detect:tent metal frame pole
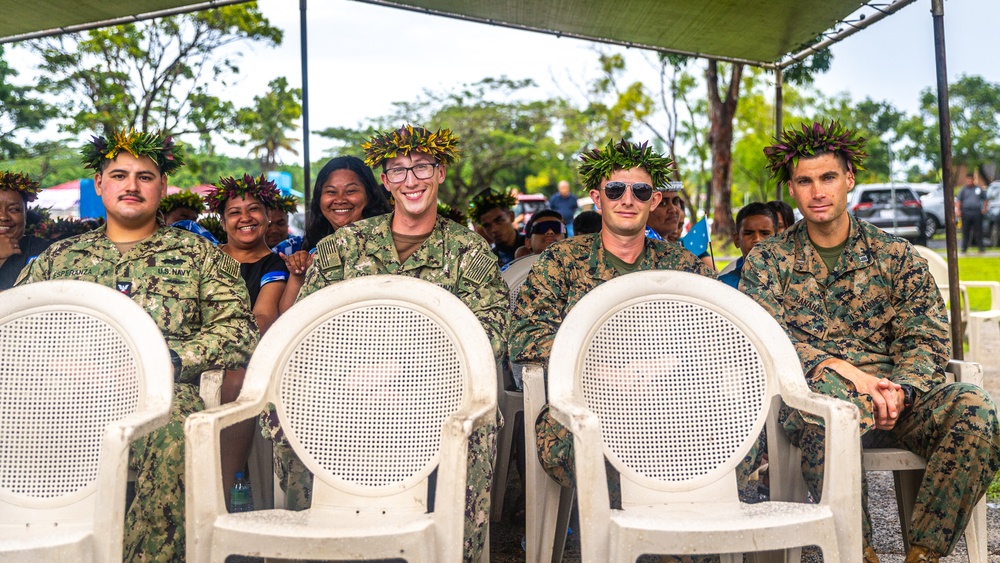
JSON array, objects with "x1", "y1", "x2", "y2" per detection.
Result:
[
  {"x1": 930, "y1": 0, "x2": 962, "y2": 358},
  {"x1": 300, "y1": 0, "x2": 312, "y2": 216},
  {"x1": 774, "y1": 66, "x2": 784, "y2": 201}
]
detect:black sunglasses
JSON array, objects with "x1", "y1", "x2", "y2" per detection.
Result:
[
  {"x1": 529, "y1": 220, "x2": 565, "y2": 236},
  {"x1": 602, "y1": 181, "x2": 654, "y2": 202}
]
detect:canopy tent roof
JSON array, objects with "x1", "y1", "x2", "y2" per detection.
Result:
[{"x1": 0, "y1": 0, "x2": 912, "y2": 68}]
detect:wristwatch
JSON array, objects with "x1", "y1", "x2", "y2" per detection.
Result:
[{"x1": 900, "y1": 384, "x2": 917, "y2": 410}]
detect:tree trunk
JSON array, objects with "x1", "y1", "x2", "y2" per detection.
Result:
[{"x1": 706, "y1": 60, "x2": 743, "y2": 240}]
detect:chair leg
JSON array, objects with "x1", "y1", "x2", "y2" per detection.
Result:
[
  {"x1": 552, "y1": 487, "x2": 574, "y2": 563},
  {"x1": 526, "y1": 465, "x2": 571, "y2": 563},
  {"x1": 892, "y1": 469, "x2": 923, "y2": 552},
  {"x1": 964, "y1": 497, "x2": 988, "y2": 563},
  {"x1": 968, "y1": 316, "x2": 983, "y2": 362},
  {"x1": 491, "y1": 408, "x2": 518, "y2": 522},
  {"x1": 248, "y1": 429, "x2": 275, "y2": 509}
]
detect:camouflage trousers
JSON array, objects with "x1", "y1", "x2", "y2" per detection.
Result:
[
  {"x1": 124, "y1": 383, "x2": 204, "y2": 563},
  {"x1": 535, "y1": 403, "x2": 765, "y2": 505},
  {"x1": 785, "y1": 381, "x2": 1000, "y2": 556},
  {"x1": 262, "y1": 404, "x2": 499, "y2": 562}
]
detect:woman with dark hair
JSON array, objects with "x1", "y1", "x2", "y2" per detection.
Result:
[
  {"x1": 0, "y1": 172, "x2": 50, "y2": 290},
  {"x1": 280, "y1": 156, "x2": 391, "y2": 312},
  {"x1": 767, "y1": 199, "x2": 796, "y2": 233}
]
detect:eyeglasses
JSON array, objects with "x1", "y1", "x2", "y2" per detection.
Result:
[
  {"x1": 602, "y1": 181, "x2": 654, "y2": 202},
  {"x1": 530, "y1": 220, "x2": 566, "y2": 236},
  {"x1": 384, "y1": 163, "x2": 439, "y2": 183}
]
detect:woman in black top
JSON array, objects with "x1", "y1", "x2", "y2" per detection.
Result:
[
  {"x1": 206, "y1": 174, "x2": 289, "y2": 500},
  {"x1": 0, "y1": 172, "x2": 51, "y2": 290}
]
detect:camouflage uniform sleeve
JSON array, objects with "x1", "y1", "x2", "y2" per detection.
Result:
[
  {"x1": 886, "y1": 248, "x2": 949, "y2": 392},
  {"x1": 13, "y1": 246, "x2": 52, "y2": 285},
  {"x1": 741, "y1": 245, "x2": 832, "y2": 375},
  {"x1": 456, "y1": 242, "x2": 509, "y2": 360},
  {"x1": 296, "y1": 237, "x2": 343, "y2": 302},
  {"x1": 172, "y1": 250, "x2": 259, "y2": 383},
  {"x1": 508, "y1": 251, "x2": 565, "y2": 365}
]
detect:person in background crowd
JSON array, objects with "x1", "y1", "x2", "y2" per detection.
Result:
[
  {"x1": 278, "y1": 156, "x2": 391, "y2": 312},
  {"x1": 718, "y1": 202, "x2": 777, "y2": 289},
  {"x1": 0, "y1": 171, "x2": 51, "y2": 290},
  {"x1": 572, "y1": 209, "x2": 602, "y2": 236},
  {"x1": 645, "y1": 182, "x2": 683, "y2": 240},
  {"x1": 746, "y1": 120, "x2": 1000, "y2": 563},
  {"x1": 17, "y1": 128, "x2": 257, "y2": 562},
  {"x1": 548, "y1": 179, "x2": 579, "y2": 235},
  {"x1": 266, "y1": 194, "x2": 300, "y2": 250},
  {"x1": 956, "y1": 171, "x2": 988, "y2": 253},
  {"x1": 264, "y1": 125, "x2": 507, "y2": 562},
  {"x1": 160, "y1": 190, "x2": 204, "y2": 226},
  {"x1": 514, "y1": 209, "x2": 565, "y2": 260},
  {"x1": 471, "y1": 188, "x2": 523, "y2": 268},
  {"x1": 767, "y1": 199, "x2": 796, "y2": 233},
  {"x1": 206, "y1": 173, "x2": 290, "y2": 504}
]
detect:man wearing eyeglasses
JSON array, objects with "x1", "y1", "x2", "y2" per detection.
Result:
[
  {"x1": 508, "y1": 139, "x2": 717, "y2": 501},
  {"x1": 286, "y1": 124, "x2": 507, "y2": 562}
]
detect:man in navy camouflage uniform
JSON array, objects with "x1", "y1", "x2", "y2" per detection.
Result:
[
  {"x1": 743, "y1": 120, "x2": 1000, "y2": 563},
  {"x1": 267, "y1": 124, "x2": 506, "y2": 562},
  {"x1": 17, "y1": 128, "x2": 257, "y2": 562}
]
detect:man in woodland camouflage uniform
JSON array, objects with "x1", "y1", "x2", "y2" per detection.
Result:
[
  {"x1": 508, "y1": 139, "x2": 719, "y2": 502},
  {"x1": 742, "y1": 121, "x2": 1000, "y2": 563},
  {"x1": 17, "y1": 128, "x2": 257, "y2": 562},
  {"x1": 269, "y1": 124, "x2": 507, "y2": 562}
]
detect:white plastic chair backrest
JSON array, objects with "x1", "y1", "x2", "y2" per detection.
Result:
[
  {"x1": 0, "y1": 280, "x2": 172, "y2": 522},
  {"x1": 548, "y1": 271, "x2": 799, "y2": 505},
  {"x1": 718, "y1": 259, "x2": 738, "y2": 276},
  {"x1": 914, "y1": 245, "x2": 949, "y2": 285},
  {"x1": 254, "y1": 275, "x2": 496, "y2": 509},
  {"x1": 502, "y1": 254, "x2": 540, "y2": 308}
]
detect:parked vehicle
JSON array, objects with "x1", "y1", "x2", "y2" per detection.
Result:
[
  {"x1": 918, "y1": 184, "x2": 946, "y2": 239},
  {"x1": 514, "y1": 194, "x2": 548, "y2": 230},
  {"x1": 987, "y1": 182, "x2": 1000, "y2": 247},
  {"x1": 848, "y1": 183, "x2": 927, "y2": 245}
]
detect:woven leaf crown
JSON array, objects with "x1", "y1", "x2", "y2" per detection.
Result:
[
  {"x1": 578, "y1": 139, "x2": 675, "y2": 191},
  {"x1": 205, "y1": 174, "x2": 281, "y2": 214},
  {"x1": 81, "y1": 127, "x2": 185, "y2": 175},
  {"x1": 0, "y1": 171, "x2": 41, "y2": 202},
  {"x1": 362, "y1": 124, "x2": 460, "y2": 168},
  {"x1": 763, "y1": 120, "x2": 868, "y2": 185}
]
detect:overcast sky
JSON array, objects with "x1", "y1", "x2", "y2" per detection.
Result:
[{"x1": 218, "y1": 0, "x2": 999, "y2": 158}]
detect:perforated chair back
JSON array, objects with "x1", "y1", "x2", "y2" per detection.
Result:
[
  {"x1": 185, "y1": 275, "x2": 497, "y2": 562},
  {"x1": 0, "y1": 280, "x2": 173, "y2": 561},
  {"x1": 278, "y1": 302, "x2": 468, "y2": 497},
  {"x1": 549, "y1": 272, "x2": 770, "y2": 499}
]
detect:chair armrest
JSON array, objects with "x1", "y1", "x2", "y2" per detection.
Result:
[
  {"x1": 946, "y1": 359, "x2": 984, "y2": 387},
  {"x1": 547, "y1": 398, "x2": 612, "y2": 531},
  {"x1": 200, "y1": 369, "x2": 223, "y2": 409},
  {"x1": 958, "y1": 281, "x2": 1000, "y2": 311}
]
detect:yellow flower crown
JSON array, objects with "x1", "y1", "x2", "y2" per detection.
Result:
[
  {"x1": 0, "y1": 171, "x2": 42, "y2": 202},
  {"x1": 362, "y1": 125, "x2": 460, "y2": 168},
  {"x1": 81, "y1": 127, "x2": 185, "y2": 175}
]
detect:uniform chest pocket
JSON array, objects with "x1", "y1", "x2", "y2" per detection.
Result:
[
  {"x1": 143, "y1": 278, "x2": 201, "y2": 335},
  {"x1": 841, "y1": 294, "x2": 896, "y2": 345}
]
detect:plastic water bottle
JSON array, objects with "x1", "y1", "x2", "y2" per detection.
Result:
[{"x1": 230, "y1": 471, "x2": 253, "y2": 513}]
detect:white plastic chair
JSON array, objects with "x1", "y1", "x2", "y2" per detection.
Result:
[
  {"x1": 491, "y1": 254, "x2": 539, "y2": 522},
  {"x1": 915, "y1": 245, "x2": 1000, "y2": 361},
  {"x1": 545, "y1": 271, "x2": 862, "y2": 562},
  {"x1": 0, "y1": 280, "x2": 174, "y2": 562},
  {"x1": 522, "y1": 363, "x2": 575, "y2": 563},
  {"x1": 861, "y1": 360, "x2": 987, "y2": 563},
  {"x1": 184, "y1": 275, "x2": 497, "y2": 563}
]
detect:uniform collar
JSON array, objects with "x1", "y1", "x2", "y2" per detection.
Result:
[
  {"x1": 790, "y1": 215, "x2": 873, "y2": 276},
  {"x1": 366, "y1": 212, "x2": 445, "y2": 270}
]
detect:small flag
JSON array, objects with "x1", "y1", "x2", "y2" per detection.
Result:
[{"x1": 683, "y1": 218, "x2": 709, "y2": 256}]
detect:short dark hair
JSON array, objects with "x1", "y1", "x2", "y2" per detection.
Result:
[
  {"x1": 767, "y1": 200, "x2": 795, "y2": 229},
  {"x1": 572, "y1": 210, "x2": 602, "y2": 235},
  {"x1": 735, "y1": 202, "x2": 777, "y2": 233}
]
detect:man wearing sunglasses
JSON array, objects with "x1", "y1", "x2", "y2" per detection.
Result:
[
  {"x1": 508, "y1": 139, "x2": 717, "y2": 504},
  {"x1": 744, "y1": 121, "x2": 1000, "y2": 563},
  {"x1": 513, "y1": 209, "x2": 566, "y2": 260}
]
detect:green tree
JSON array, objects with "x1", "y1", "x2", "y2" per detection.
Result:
[
  {"x1": 236, "y1": 77, "x2": 302, "y2": 173},
  {"x1": 820, "y1": 95, "x2": 905, "y2": 183},
  {"x1": 31, "y1": 4, "x2": 282, "y2": 151},
  {"x1": 0, "y1": 46, "x2": 57, "y2": 159},
  {"x1": 898, "y1": 74, "x2": 1000, "y2": 180}
]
